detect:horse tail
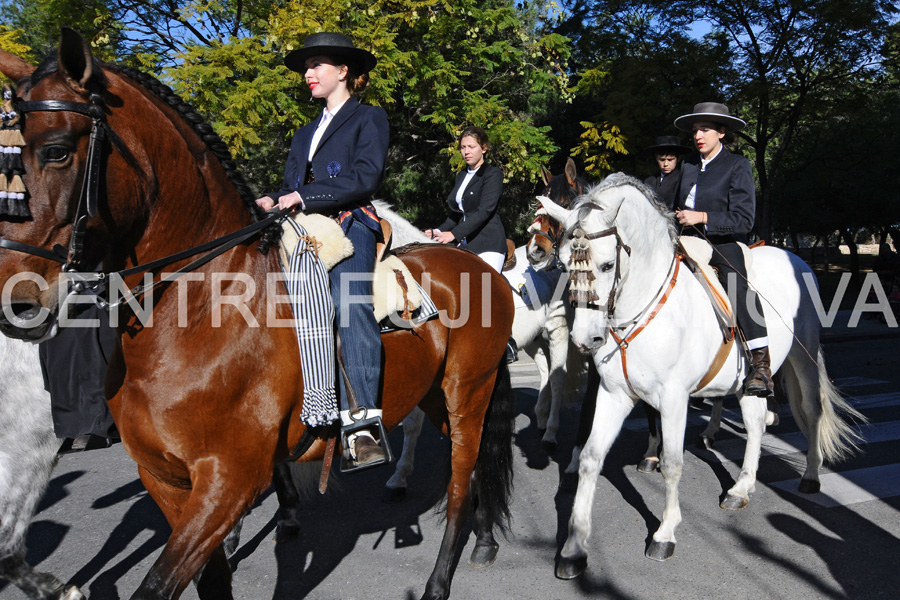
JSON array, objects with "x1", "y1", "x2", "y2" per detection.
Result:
[
  {"x1": 813, "y1": 347, "x2": 867, "y2": 464},
  {"x1": 473, "y1": 358, "x2": 515, "y2": 532}
]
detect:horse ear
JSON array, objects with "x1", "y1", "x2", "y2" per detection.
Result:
[
  {"x1": 0, "y1": 50, "x2": 35, "y2": 82},
  {"x1": 540, "y1": 166, "x2": 552, "y2": 186},
  {"x1": 57, "y1": 27, "x2": 93, "y2": 93},
  {"x1": 538, "y1": 194, "x2": 570, "y2": 225},
  {"x1": 564, "y1": 157, "x2": 578, "y2": 187}
]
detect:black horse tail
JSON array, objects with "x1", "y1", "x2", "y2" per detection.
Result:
[{"x1": 472, "y1": 358, "x2": 515, "y2": 533}]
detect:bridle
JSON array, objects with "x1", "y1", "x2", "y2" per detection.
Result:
[
  {"x1": 564, "y1": 201, "x2": 632, "y2": 319},
  {"x1": 0, "y1": 86, "x2": 287, "y2": 309},
  {"x1": 0, "y1": 92, "x2": 107, "y2": 271}
]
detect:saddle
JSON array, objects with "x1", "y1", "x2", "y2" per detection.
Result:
[
  {"x1": 677, "y1": 236, "x2": 754, "y2": 342},
  {"x1": 277, "y1": 212, "x2": 422, "y2": 322}
]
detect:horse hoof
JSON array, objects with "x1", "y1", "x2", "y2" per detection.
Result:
[
  {"x1": 720, "y1": 494, "x2": 749, "y2": 510},
  {"x1": 469, "y1": 543, "x2": 499, "y2": 568},
  {"x1": 697, "y1": 436, "x2": 714, "y2": 450},
  {"x1": 61, "y1": 587, "x2": 86, "y2": 600},
  {"x1": 383, "y1": 486, "x2": 407, "y2": 503},
  {"x1": 636, "y1": 458, "x2": 659, "y2": 473},
  {"x1": 645, "y1": 541, "x2": 675, "y2": 561},
  {"x1": 555, "y1": 555, "x2": 587, "y2": 579},
  {"x1": 798, "y1": 478, "x2": 820, "y2": 494},
  {"x1": 541, "y1": 440, "x2": 557, "y2": 455}
]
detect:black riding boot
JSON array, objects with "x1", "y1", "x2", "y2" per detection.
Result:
[{"x1": 743, "y1": 347, "x2": 773, "y2": 397}]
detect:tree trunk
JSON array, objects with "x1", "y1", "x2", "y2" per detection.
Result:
[{"x1": 839, "y1": 228, "x2": 861, "y2": 287}]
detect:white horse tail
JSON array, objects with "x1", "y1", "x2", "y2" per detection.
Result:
[{"x1": 814, "y1": 346, "x2": 867, "y2": 464}]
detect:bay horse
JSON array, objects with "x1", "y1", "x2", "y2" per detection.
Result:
[
  {"x1": 0, "y1": 29, "x2": 514, "y2": 600},
  {"x1": 362, "y1": 202, "x2": 573, "y2": 503},
  {"x1": 0, "y1": 334, "x2": 85, "y2": 600},
  {"x1": 540, "y1": 173, "x2": 863, "y2": 578}
]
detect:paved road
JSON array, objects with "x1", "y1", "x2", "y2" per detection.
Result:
[{"x1": 2, "y1": 335, "x2": 899, "y2": 600}]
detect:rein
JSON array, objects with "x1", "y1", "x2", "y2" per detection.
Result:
[{"x1": 0, "y1": 89, "x2": 289, "y2": 308}]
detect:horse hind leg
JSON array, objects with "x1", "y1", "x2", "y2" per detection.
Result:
[
  {"x1": 698, "y1": 397, "x2": 724, "y2": 449},
  {"x1": 421, "y1": 361, "x2": 514, "y2": 600},
  {"x1": 385, "y1": 407, "x2": 426, "y2": 502},
  {"x1": 637, "y1": 403, "x2": 660, "y2": 473},
  {"x1": 721, "y1": 391, "x2": 768, "y2": 510}
]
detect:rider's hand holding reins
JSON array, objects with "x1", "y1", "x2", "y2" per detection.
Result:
[{"x1": 675, "y1": 209, "x2": 707, "y2": 227}]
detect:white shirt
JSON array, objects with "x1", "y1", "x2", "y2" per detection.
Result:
[
  {"x1": 308, "y1": 99, "x2": 349, "y2": 161},
  {"x1": 684, "y1": 145, "x2": 723, "y2": 209},
  {"x1": 455, "y1": 167, "x2": 479, "y2": 211}
]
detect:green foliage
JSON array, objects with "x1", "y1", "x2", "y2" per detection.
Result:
[{"x1": 571, "y1": 121, "x2": 628, "y2": 178}]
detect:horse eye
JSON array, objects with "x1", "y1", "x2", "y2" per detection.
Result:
[
  {"x1": 42, "y1": 146, "x2": 70, "y2": 163},
  {"x1": 600, "y1": 261, "x2": 615, "y2": 273}
]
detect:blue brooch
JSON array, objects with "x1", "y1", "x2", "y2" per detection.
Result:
[{"x1": 327, "y1": 161, "x2": 341, "y2": 178}]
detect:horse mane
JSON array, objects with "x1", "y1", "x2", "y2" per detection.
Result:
[
  {"x1": 574, "y1": 172, "x2": 678, "y2": 247},
  {"x1": 27, "y1": 54, "x2": 279, "y2": 252}
]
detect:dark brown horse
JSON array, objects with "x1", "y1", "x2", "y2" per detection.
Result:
[{"x1": 0, "y1": 29, "x2": 514, "y2": 600}]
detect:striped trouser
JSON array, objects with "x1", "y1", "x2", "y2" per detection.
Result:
[{"x1": 282, "y1": 219, "x2": 339, "y2": 427}]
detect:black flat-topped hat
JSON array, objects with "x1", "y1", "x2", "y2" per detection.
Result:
[
  {"x1": 674, "y1": 102, "x2": 747, "y2": 133},
  {"x1": 646, "y1": 135, "x2": 691, "y2": 155},
  {"x1": 284, "y1": 32, "x2": 377, "y2": 74}
]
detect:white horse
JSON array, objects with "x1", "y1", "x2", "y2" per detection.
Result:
[
  {"x1": 0, "y1": 335, "x2": 85, "y2": 599},
  {"x1": 540, "y1": 173, "x2": 863, "y2": 578},
  {"x1": 372, "y1": 201, "x2": 576, "y2": 498}
]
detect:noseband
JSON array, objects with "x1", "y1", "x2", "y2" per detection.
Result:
[{"x1": 0, "y1": 87, "x2": 107, "y2": 272}]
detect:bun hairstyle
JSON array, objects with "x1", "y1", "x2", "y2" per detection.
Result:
[
  {"x1": 459, "y1": 126, "x2": 490, "y2": 151},
  {"x1": 344, "y1": 65, "x2": 370, "y2": 96}
]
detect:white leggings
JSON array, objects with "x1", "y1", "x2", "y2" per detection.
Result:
[{"x1": 478, "y1": 251, "x2": 505, "y2": 274}]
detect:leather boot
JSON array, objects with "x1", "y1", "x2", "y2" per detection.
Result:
[
  {"x1": 350, "y1": 433, "x2": 387, "y2": 468},
  {"x1": 743, "y1": 347, "x2": 773, "y2": 397}
]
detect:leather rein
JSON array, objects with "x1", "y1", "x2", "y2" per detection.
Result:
[{"x1": 0, "y1": 92, "x2": 289, "y2": 308}]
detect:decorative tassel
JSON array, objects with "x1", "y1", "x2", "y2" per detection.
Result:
[
  {"x1": 7, "y1": 174, "x2": 25, "y2": 193},
  {"x1": 0, "y1": 84, "x2": 29, "y2": 218}
]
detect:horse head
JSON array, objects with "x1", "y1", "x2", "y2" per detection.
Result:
[
  {"x1": 0, "y1": 28, "x2": 259, "y2": 340},
  {"x1": 526, "y1": 157, "x2": 586, "y2": 271}
]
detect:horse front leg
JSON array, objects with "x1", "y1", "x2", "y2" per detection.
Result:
[
  {"x1": 385, "y1": 407, "x2": 426, "y2": 502},
  {"x1": 557, "y1": 387, "x2": 634, "y2": 579},
  {"x1": 540, "y1": 312, "x2": 570, "y2": 454},
  {"x1": 131, "y1": 461, "x2": 262, "y2": 600},
  {"x1": 646, "y1": 395, "x2": 689, "y2": 561},
  {"x1": 721, "y1": 393, "x2": 767, "y2": 510}
]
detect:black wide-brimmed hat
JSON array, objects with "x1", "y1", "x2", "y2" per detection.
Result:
[
  {"x1": 284, "y1": 32, "x2": 377, "y2": 74},
  {"x1": 674, "y1": 102, "x2": 747, "y2": 133},
  {"x1": 646, "y1": 135, "x2": 691, "y2": 155}
]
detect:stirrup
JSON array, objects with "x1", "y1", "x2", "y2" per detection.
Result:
[
  {"x1": 339, "y1": 410, "x2": 394, "y2": 473},
  {"x1": 505, "y1": 339, "x2": 519, "y2": 364}
]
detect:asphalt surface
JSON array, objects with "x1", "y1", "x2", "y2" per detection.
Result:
[{"x1": 2, "y1": 312, "x2": 899, "y2": 600}]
